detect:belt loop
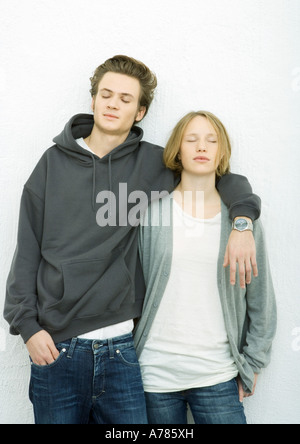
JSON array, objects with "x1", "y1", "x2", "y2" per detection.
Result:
[
  {"x1": 108, "y1": 338, "x2": 114, "y2": 359},
  {"x1": 67, "y1": 337, "x2": 78, "y2": 359}
]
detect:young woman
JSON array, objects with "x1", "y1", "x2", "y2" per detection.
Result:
[{"x1": 134, "y1": 111, "x2": 277, "y2": 425}]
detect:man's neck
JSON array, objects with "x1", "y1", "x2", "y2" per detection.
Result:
[{"x1": 84, "y1": 125, "x2": 130, "y2": 158}]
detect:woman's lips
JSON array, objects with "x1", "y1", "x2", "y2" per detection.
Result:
[{"x1": 193, "y1": 156, "x2": 210, "y2": 162}]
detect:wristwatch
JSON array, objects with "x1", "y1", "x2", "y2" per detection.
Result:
[{"x1": 232, "y1": 218, "x2": 254, "y2": 232}]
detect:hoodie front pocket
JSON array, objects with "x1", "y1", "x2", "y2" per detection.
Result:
[{"x1": 45, "y1": 254, "x2": 134, "y2": 327}]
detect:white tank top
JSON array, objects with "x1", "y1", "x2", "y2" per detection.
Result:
[{"x1": 139, "y1": 200, "x2": 238, "y2": 392}]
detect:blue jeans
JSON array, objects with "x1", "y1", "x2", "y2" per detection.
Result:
[
  {"x1": 29, "y1": 333, "x2": 148, "y2": 424},
  {"x1": 145, "y1": 379, "x2": 247, "y2": 425}
]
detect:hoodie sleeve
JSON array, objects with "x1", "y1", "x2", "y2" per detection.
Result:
[
  {"x1": 4, "y1": 185, "x2": 45, "y2": 344},
  {"x1": 217, "y1": 173, "x2": 261, "y2": 221}
]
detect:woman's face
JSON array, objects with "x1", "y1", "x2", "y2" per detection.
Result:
[{"x1": 180, "y1": 116, "x2": 220, "y2": 177}]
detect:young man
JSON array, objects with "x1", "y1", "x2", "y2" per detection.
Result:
[{"x1": 4, "y1": 56, "x2": 261, "y2": 424}]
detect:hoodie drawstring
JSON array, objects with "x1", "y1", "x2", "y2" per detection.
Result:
[
  {"x1": 89, "y1": 153, "x2": 113, "y2": 214},
  {"x1": 108, "y1": 155, "x2": 113, "y2": 217},
  {"x1": 90, "y1": 153, "x2": 97, "y2": 212}
]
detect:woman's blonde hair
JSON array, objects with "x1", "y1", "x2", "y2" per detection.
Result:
[{"x1": 164, "y1": 111, "x2": 231, "y2": 177}]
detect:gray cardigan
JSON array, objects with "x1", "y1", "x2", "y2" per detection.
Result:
[{"x1": 134, "y1": 196, "x2": 277, "y2": 393}]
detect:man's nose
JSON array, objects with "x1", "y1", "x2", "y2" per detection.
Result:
[{"x1": 107, "y1": 97, "x2": 119, "y2": 109}]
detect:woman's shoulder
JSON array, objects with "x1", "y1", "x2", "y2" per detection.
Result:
[{"x1": 141, "y1": 193, "x2": 173, "y2": 227}]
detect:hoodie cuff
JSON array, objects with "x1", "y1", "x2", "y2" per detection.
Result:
[
  {"x1": 229, "y1": 201, "x2": 261, "y2": 222},
  {"x1": 16, "y1": 318, "x2": 44, "y2": 344}
]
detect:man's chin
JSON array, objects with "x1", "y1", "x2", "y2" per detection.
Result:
[{"x1": 94, "y1": 121, "x2": 125, "y2": 137}]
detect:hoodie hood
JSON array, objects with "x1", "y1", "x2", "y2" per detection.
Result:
[
  {"x1": 53, "y1": 114, "x2": 144, "y2": 211},
  {"x1": 53, "y1": 113, "x2": 144, "y2": 163}
]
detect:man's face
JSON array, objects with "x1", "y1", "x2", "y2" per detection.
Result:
[{"x1": 92, "y1": 72, "x2": 146, "y2": 137}]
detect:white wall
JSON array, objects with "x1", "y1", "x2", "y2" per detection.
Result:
[{"x1": 0, "y1": 0, "x2": 299, "y2": 424}]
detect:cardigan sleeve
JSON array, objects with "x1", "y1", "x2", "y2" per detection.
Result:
[{"x1": 242, "y1": 221, "x2": 277, "y2": 373}]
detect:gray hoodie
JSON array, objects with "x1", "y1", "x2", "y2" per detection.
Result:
[{"x1": 4, "y1": 114, "x2": 261, "y2": 344}]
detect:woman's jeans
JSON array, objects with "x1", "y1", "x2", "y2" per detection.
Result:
[
  {"x1": 29, "y1": 333, "x2": 148, "y2": 424},
  {"x1": 145, "y1": 379, "x2": 247, "y2": 425}
]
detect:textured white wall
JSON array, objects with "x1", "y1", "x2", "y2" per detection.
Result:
[{"x1": 0, "y1": 0, "x2": 299, "y2": 424}]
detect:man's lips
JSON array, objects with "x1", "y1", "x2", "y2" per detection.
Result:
[{"x1": 103, "y1": 114, "x2": 119, "y2": 119}]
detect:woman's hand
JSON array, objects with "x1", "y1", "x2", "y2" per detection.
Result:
[
  {"x1": 223, "y1": 229, "x2": 258, "y2": 289},
  {"x1": 237, "y1": 375, "x2": 258, "y2": 402}
]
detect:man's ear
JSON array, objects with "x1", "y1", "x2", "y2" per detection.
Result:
[
  {"x1": 135, "y1": 106, "x2": 147, "y2": 123},
  {"x1": 91, "y1": 97, "x2": 95, "y2": 113}
]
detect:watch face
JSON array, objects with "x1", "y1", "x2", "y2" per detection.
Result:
[{"x1": 235, "y1": 219, "x2": 248, "y2": 231}]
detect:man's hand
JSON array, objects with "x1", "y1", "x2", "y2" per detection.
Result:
[
  {"x1": 26, "y1": 330, "x2": 59, "y2": 366},
  {"x1": 223, "y1": 229, "x2": 258, "y2": 289},
  {"x1": 237, "y1": 375, "x2": 258, "y2": 402}
]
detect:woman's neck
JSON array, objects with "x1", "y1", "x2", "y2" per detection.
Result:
[{"x1": 175, "y1": 171, "x2": 221, "y2": 219}]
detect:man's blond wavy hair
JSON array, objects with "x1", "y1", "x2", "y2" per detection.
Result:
[{"x1": 90, "y1": 55, "x2": 157, "y2": 120}]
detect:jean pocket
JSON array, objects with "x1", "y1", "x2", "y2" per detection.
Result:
[
  {"x1": 30, "y1": 347, "x2": 67, "y2": 370},
  {"x1": 115, "y1": 345, "x2": 140, "y2": 367}
]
